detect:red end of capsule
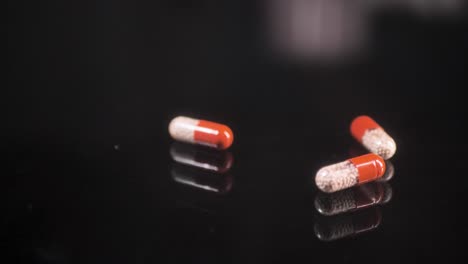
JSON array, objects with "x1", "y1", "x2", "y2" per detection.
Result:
[
  {"x1": 350, "y1": 115, "x2": 381, "y2": 142},
  {"x1": 349, "y1": 153, "x2": 386, "y2": 184},
  {"x1": 194, "y1": 120, "x2": 234, "y2": 150}
]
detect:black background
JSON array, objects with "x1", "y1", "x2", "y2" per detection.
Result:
[{"x1": 6, "y1": 1, "x2": 468, "y2": 263}]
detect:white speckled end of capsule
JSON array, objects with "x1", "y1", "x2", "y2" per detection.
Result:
[
  {"x1": 362, "y1": 128, "x2": 397, "y2": 160},
  {"x1": 168, "y1": 116, "x2": 199, "y2": 144},
  {"x1": 315, "y1": 161, "x2": 359, "y2": 193}
]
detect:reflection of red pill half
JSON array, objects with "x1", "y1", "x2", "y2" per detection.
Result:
[
  {"x1": 170, "y1": 143, "x2": 233, "y2": 173},
  {"x1": 169, "y1": 116, "x2": 234, "y2": 150},
  {"x1": 350, "y1": 115, "x2": 396, "y2": 159},
  {"x1": 315, "y1": 154, "x2": 386, "y2": 193}
]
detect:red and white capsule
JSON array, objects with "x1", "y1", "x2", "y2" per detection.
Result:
[
  {"x1": 350, "y1": 115, "x2": 396, "y2": 159},
  {"x1": 315, "y1": 153, "x2": 386, "y2": 193},
  {"x1": 169, "y1": 116, "x2": 234, "y2": 150}
]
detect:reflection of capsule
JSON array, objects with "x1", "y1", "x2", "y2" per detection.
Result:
[
  {"x1": 314, "y1": 208, "x2": 382, "y2": 241},
  {"x1": 350, "y1": 115, "x2": 396, "y2": 160},
  {"x1": 171, "y1": 165, "x2": 233, "y2": 194},
  {"x1": 168, "y1": 116, "x2": 234, "y2": 150},
  {"x1": 315, "y1": 153, "x2": 386, "y2": 193},
  {"x1": 315, "y1": 182, "x2": 392, "y2": 216},
  {"x1": 170, "y1": 143, "x2": 233, "y2": 173}
]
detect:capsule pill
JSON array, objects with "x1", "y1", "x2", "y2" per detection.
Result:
[
  {"x1": 350, "y1": 115, "x2": 396, "y2": 159},
  {"x1": 315, "y1": 153, "x2": 386, "y2": 193},
  {"x1": 169, "y1": 116, "x2": 234, "y2": 150}
]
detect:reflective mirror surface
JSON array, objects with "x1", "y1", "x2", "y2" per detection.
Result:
[{"x1": 6, "y1": 1, "x2": 467, "y2": 263}]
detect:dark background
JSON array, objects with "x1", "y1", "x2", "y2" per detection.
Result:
[{"x1": 6, "y1": 1, "x2": 468, "y2": 263}]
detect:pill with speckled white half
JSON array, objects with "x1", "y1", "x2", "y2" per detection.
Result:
[
  {"x1": 168, "y1": 116, "x2": 234, "y2": 150},
  {"x1": 350, "y1": 115, "x2": 396, "y2": 160},
  {"x1": 315, "y1": 153, "x2": 386, "y2": 193}
]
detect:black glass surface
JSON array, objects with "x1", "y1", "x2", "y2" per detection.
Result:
[{"x1": 6, "y1": 1, "x2": 468, "y2": 263}]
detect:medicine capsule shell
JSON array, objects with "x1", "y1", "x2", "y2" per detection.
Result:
[
  {"x1": 169, "y1": 116, "x2": 234, "y2": 150},
  {"x1": 350, "y1": 115, "x2": 396, "y2": 159},
  {"x1": 315, "y1": 153, "x2": 386, "y2": 193}
]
